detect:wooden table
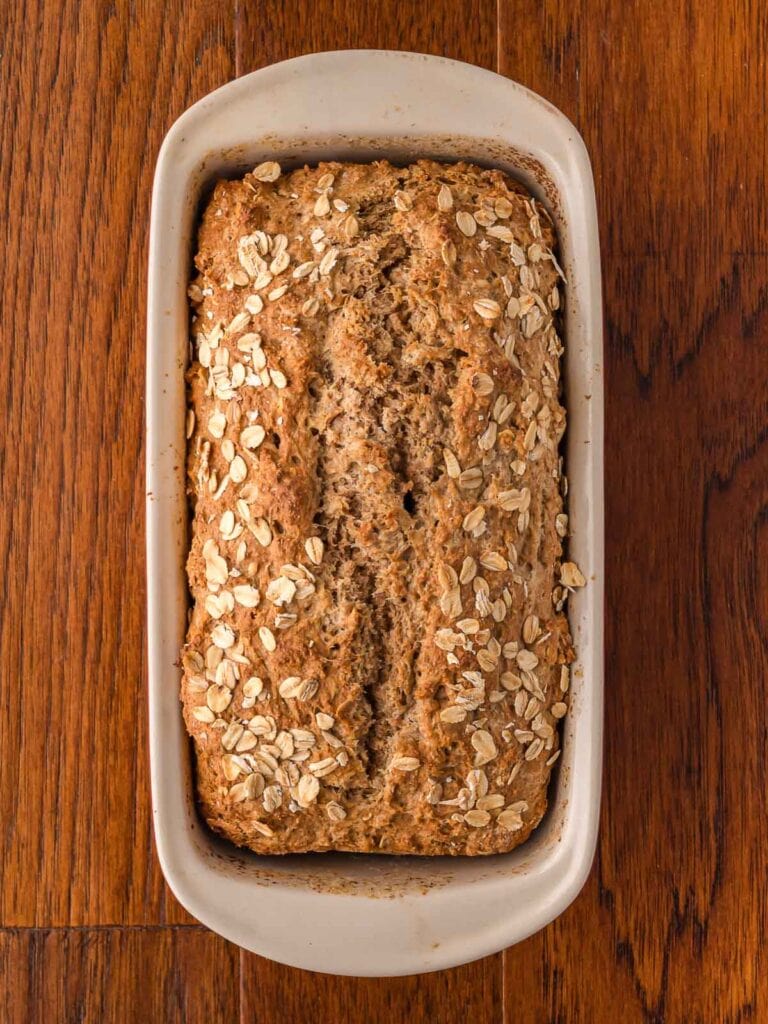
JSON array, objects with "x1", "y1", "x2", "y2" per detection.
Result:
[{"x1": 3, "y1": 1, "x2": 766, "y2": 1020}]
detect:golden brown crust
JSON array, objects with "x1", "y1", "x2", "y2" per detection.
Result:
[{"x1": 181, "y1": 159, "x2": 579, "y2": 855}]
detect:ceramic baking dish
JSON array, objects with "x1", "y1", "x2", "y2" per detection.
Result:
[{"x1": 146, "y1": 50, "x2": 603, "y2": 977}]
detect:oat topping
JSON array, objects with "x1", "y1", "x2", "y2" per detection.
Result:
[
  {"x1": 456, "y1": 210, "x2": 477, "y2": 237},
  {"x1": 251, "y1": 161, "x2": 281, "y2": 183},
  {"x1": 473, "y1": 298, "x2": 501, "y2": 320},
  {"x1": 560, "y1": 561, "x2": 586, "y2": 588},
  {"x1": 182, "y1": 159, "x2": 577, "y2": 855}
]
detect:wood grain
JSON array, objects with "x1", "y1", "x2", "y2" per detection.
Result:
[
  {"x1": 0, "y1": 0, "x2": 237, "y2": 925},
  {"x1": 500, "y1": 1, "x2": 768, "y2": 1021},
  {"x1": 236, "y1": 0, "x2": 498, "y2": 74},
  {"x1": 239, "y1": 952, "x2": 503, "y2": 1024},
  {"x1": 3, "y1": 0, "x2": 768, "y2": 1019},
  {"x1": 0, "y1": 928, "x2": 239, "y2": 1024}
]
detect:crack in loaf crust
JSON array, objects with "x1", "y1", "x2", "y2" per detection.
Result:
[{"x1": 181, "y1": 159, "x2": 584, "y2": 855}]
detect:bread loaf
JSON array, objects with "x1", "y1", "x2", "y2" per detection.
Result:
[{"x1": 181, "y1": 159, "x2": 580, "y2": 855}]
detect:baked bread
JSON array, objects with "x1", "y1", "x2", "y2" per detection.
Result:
[{"x1": 181, "y1": 159, "x2": 582, "y2": 856}]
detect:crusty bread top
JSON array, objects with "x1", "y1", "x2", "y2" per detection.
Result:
[{"x1": 181, "y1": 159, "x2": 583, "y2": 855}]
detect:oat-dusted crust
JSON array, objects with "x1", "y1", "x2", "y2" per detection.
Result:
[{"x1": 181, "y1": 159, "x2": 583, "y2": 855}]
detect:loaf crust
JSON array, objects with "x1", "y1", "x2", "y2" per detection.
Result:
[{"x1": 181, "y1": 160, "x2": 579, "y2": 855}]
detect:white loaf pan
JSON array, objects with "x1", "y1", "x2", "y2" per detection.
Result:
[{"x1": 146, "y1": 50, "x2": 603, "y2": 977}]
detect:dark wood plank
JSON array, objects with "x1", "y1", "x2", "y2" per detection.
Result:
[
  {"x1": 236, "y1": 0, "x2": 498, "y2": 73},
  {"x1": 504, "y1": 875, "x2": 648, "y2": 1024},
  {"x1": 234, "y1": 3, "x2": 503, "y2": 1019},
  {"x1": 498, "y1": 0, "x2": 581, "y2": 123},
  {"x1": 0, "y1": 928, "x2": 240, "y2": 1024},
  {"x1": 240, "y1": 951, "x2": 503, "y2": 1024},
  {"x1": 580, "y1": 0, "x2": 768, "y2": 260},
  {"x1": 0, "y1": 0, "x2": 236, "y2": 925},
  {"x1": 500, "y1": 2, "x2": 768, "y2": 1021}
]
